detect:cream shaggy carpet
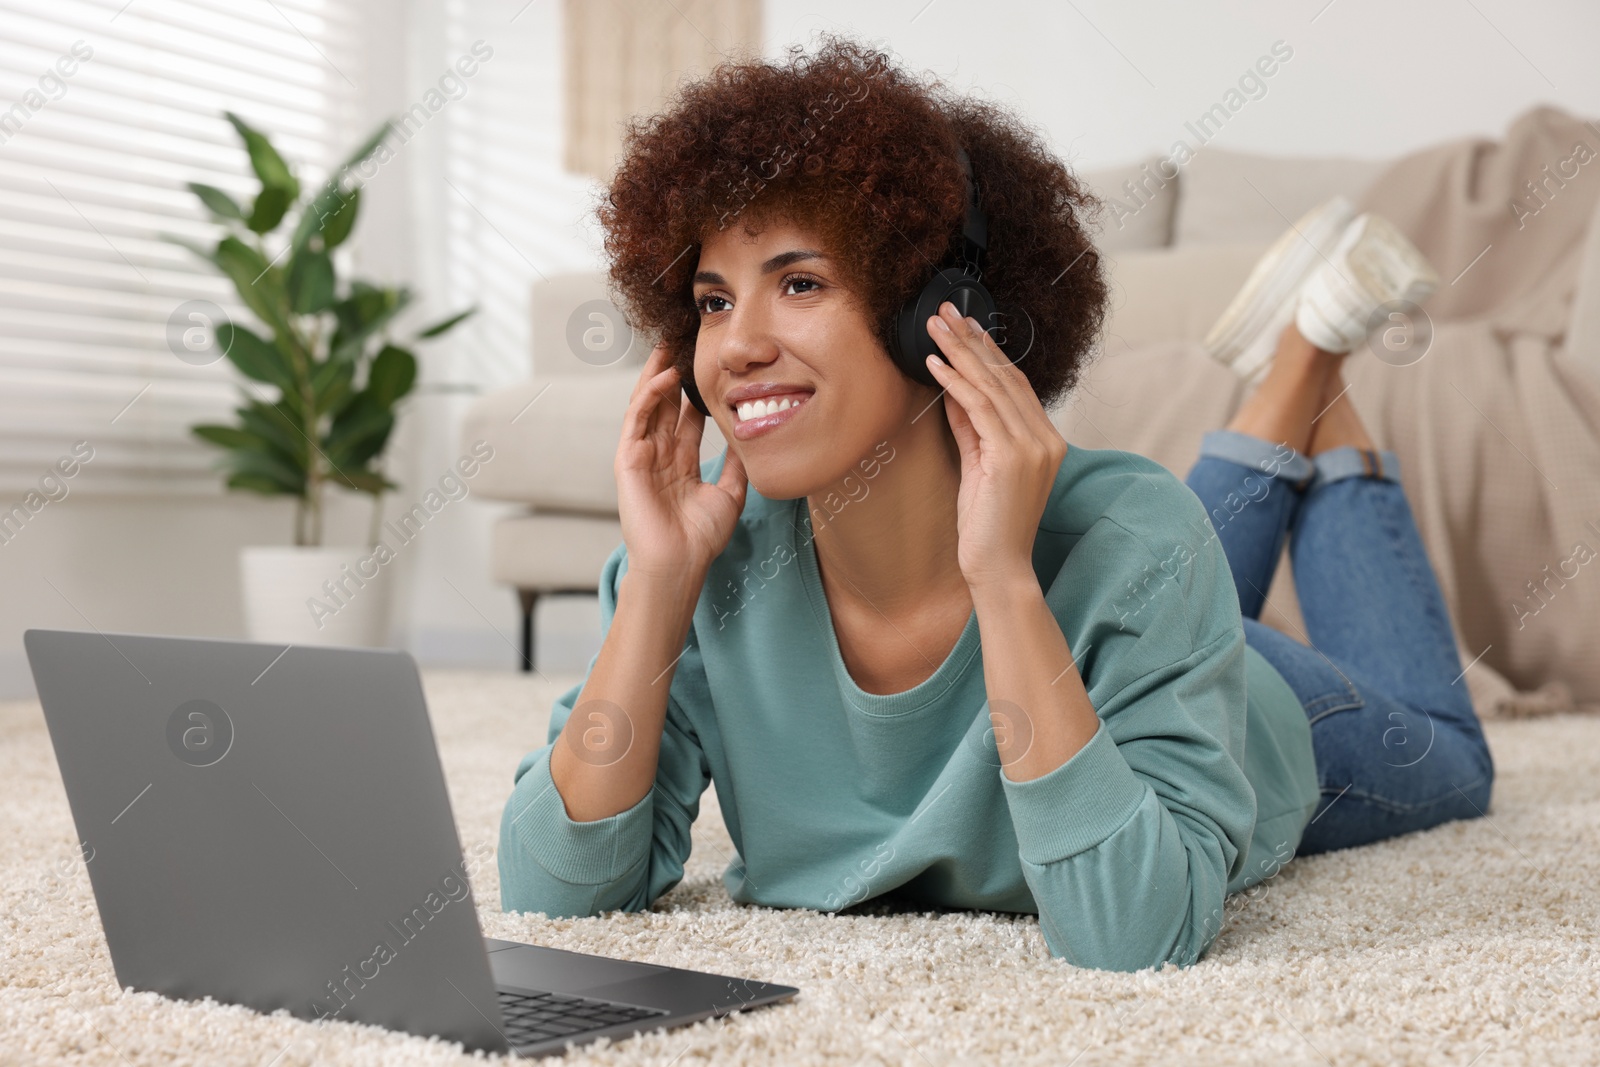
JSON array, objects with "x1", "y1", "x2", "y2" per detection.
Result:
[{"x1": 3, "y1": 669, "x2": 1598, "y2": 1066}]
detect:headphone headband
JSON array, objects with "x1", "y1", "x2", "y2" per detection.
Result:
[{"x1": 954, "y1": 146, "x2": 987, "y2": 273}]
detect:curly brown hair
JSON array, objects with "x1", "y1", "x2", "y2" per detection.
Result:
[{"x1": 595, "y1": 32, "x2": 1110, "y2": 410}]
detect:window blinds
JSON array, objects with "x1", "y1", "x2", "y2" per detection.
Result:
[{"x1": 0, "y1": 0, "x2": 364, "y2": 493}]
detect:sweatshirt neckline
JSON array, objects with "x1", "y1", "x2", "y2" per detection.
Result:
[{"x1": 791, "y1": 497, "x2": 983, "y2": 717}]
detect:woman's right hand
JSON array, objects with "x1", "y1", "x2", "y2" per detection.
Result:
[{"x1": 615, "y1": 342, "x2": 748, "y2": 584}]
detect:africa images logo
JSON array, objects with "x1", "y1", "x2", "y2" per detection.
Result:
[{"x1": 165, "y1": 699, "x2": 234, "y2": 767}]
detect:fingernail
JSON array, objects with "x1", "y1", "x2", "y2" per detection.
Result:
[
  {"x1": 927, "y1": 354, "x2": 945, "y2": 367},
  {"x1": 931, "y1": 316, "x2": 950, "y2": 333}
]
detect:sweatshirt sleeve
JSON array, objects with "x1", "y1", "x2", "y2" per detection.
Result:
[
  {"x1": 998, "y1": 508, "x2": 1257, "y2": 973},
  {"x1": 498, "y1": 541, "x2": 713, "y2": 918}
]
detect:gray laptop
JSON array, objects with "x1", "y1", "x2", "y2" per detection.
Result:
[{"x1": 24, "y1": 628, "x2": 797, "y2": 1058}]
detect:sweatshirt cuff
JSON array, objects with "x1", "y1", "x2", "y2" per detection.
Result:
[
  {"x1": 506, "y1": 745, "x2": 654, "y2": 886},
  {"x1": 999, "y1": 718, "x2": 1149, "y2": 866}
]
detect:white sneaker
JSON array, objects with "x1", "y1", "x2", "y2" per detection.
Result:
[
  {"x1": 1202, "y1": 196, "x2": 1357, "y2": 385},
  {"x1": 1293, "y1": 213, "x2": 1440, "y2": 354}
]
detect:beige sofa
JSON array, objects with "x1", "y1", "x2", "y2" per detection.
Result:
[{"x1": 460, "y1": 146, "x2": 1399, "y2": 671}]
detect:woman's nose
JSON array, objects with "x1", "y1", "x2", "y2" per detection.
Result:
[{"x1": 716, "y1": 303, "x2": 779, "y2": 372}]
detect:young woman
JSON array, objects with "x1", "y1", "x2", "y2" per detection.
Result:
[{"x1": 498, "y1": 36, "x2": 1494, "y2": 972}]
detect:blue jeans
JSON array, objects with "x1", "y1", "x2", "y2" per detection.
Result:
[{"x1": 1184, "y1": 430, "x2": 1495, "y2": 855}]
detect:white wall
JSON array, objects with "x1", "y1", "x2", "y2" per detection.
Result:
[
  {"x1": 5, "y1": 0, "x2": 1595, "y2": 698},
  {"x1": 772, "y1": 0, "x2": 1599, "y2": 170}
]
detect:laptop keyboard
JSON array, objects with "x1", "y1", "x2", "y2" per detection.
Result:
[{"x1": 496, "y1": 988, "x2": 669, "y2": 1045}]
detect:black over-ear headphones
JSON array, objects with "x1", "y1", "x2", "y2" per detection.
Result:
[{"x1": 679, "y1": 145, "x2": 1003, "y2": 418}]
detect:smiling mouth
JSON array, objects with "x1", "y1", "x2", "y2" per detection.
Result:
[{"x1": 732, "y1": 394, "x2": 812, "y2": 423}]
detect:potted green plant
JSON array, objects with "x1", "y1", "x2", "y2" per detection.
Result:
[{"x1": 173, "y1": 112, "x2": 474, "y2": 647}]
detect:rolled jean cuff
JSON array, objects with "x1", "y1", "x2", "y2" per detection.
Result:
[
  {"x1": 1198, "y1": 429, "x2": 1315, "y2": 489},
  {"x1": 1308, "y1": 446, "x2": 1403, "y2": 492}
]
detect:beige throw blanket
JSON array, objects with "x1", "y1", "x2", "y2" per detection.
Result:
[
  {"x1": 1064, "y1": 106, "x2": 1600, "y2": 719},
  {"x1": 1347, "y1": 105, "x2": 1600, "y2": 717}
]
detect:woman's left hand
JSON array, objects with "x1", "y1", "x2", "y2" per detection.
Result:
[{"x1": 924, "y1": 300, "x2": 1068, "y2": 591}]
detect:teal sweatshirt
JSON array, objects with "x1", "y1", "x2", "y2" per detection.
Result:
[{"x1": 499, "y1": 444, "x2": 1321, "y2": 972}]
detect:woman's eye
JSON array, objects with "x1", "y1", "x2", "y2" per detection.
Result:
[{"x1": 695, "y1": 275, "x2": 820, "y2": 316}]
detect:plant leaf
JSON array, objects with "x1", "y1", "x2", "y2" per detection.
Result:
[
  {"x1": 160, "y1": 232, "x2": 220, "y2": 263},
  {"x1": 329, "y1": 286, "x2": 412, "y2": 362},
  {"x1": 224, "y1": 111, "x2": 299, "y2": 202},
  {"x1": 335, "y1": 120, "x2": 395, "y2": 175},
  {"x1": 217, "y1": 322, "x2": 295, "y2": 391},
  {"x1": 236, "y1": 399, "x2": 309, "y2": 461},
  {"x1": 334, "y1": 285, "x2": 391, "y2": 337},
  {"x1": 329, "y1": 468, "x2": 390, "y2": 495},
  {"x1": 318, "y1": 184, "x2": 361, "y2": 249},
  {"x1": 291, "y1": 182, "x2": 358, "y2": 254},
  {"x1": 326, "y1": 419, "x2": 394, "y2": 471},
  {"x1": 309, "y1": 356, "x2": 356, "y2": 416},
  {"x1": 213, "y1": 235, "x2": 289, "y2": 333},
  {"x1": 326, "y1": 391, "x2": 390, "y2": 442},
  {"x1": 309, "y1": 354, "x2": 353, "y2": 393},
  {"x1": 414, "y1": 305, "x2": 476, "y2": 339},
  {"x1": 226, "y1": 472, "x2": 295, "y2": 496},
  {"x1": 367, "y1": 344, "x2": 417, "y2": 408},
  {"x1": 247, "y1": 380, "x2": 309, "y2": 426},
  {"x1": 227, "y1": 447, "x2": 307, "y2": 494},
  {"x1": 196, "y1": 422, "x2": 306, "y2": 492},
  {"x1": 188, "y1": 183, "x2": 245, "y2": 222},
  {"x1": 288, "y1": 248, "x2": 336, "y2": 314},
  {"x1": 192, "y1": 424, "x2": 255, "y2": 450},
  {"x1": 247, "y1": 185, "x2": 292, "y2": 235},
  {"x1": 325, "y1": 392, "x2": 395, "y2": 469},
  {"x1": 287, "y1": 119, "x2": 391, "y2": 255}
]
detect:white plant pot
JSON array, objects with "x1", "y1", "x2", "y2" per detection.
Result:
[{"x1": 240, "y1": 546, "x2": 393, "y2": 648}]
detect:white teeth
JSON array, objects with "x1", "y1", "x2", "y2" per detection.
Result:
[{"x1": 735, "y1": 395, "x2": 807, "y2": 423}]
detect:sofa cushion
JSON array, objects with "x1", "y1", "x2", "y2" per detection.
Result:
[
  {"x1": 1098, "y1": 240, "x2": 1272, "y2": 353},
  {"x1": 1081, "y1": 154, "x2": 1179, "y2": 252},
  {"x1": 1174, "y1": 147, "x2": 1388, "y2": 245}
]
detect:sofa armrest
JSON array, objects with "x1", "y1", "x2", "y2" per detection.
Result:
[
  {"x1": 461, "y1": 372, "x2": 728, "y2": 513},
  {"x1": 461, "y1": 374, "x2": 628, "y2": 512}
]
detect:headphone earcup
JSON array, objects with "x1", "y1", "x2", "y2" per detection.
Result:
[{"x1": 893, "y1": 267, "x2": 1003, "y2": 387}]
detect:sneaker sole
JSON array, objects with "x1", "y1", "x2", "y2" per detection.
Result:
[
  {"x1": 1202, "y1": 195, "x2": 1357, "y2": 384},
  {"x1": 1347, "y1": 214, "x2": 1440, "y2": 308},
  {"x1": 1295, "y1": 214, "x2": 1440, "y2": 353}
]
